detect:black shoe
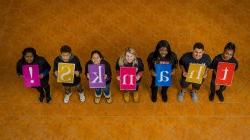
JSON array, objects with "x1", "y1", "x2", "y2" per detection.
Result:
[
  {"x1": 162, "y1": 93, "x2": 168, "y2": 102},
  {"x1": 209, "y1": 92, "x2": 215, "y2": 101},
  {"x1": 39, "y1": 96, "x2": 44, "y2": 103},
  {"x1": 216, "y1": 91, "x2": 224, "y2": 102},
  {"x1": 151, "y1": 95, "x2": 157, "y2": 102},
  {"x1": 46, "y1": 97, "x2": 51, "y2": 103}
]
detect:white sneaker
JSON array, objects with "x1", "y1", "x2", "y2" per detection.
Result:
[
  {"x1": 64, "y1": 93, "x2": 72, "y2": 103},
  {"x1": 79, "y1": 92, "x2": 85, "y2": 102},
  {"x1": 178, "y1": 91, "x2": 184, "y2": 102}
]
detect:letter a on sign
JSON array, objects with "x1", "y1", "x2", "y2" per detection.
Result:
[
  {"x1": 22, "y1": 64, "x2": 41, "y2": 88},
  {"x1": 215, "y1": 62, "x2": 235, "y2": 86},
  {"x1": 57, "y1": 63, "x2": 75, "y2": 83},
  {"x1": 88, "y1": 64, "x2": 106, "y2": 88},
  {"x1": 186, "y1": 63, "x2": 206, "y2": 84},
  {"x1": 120, "y1": 67, "x2": 136, "y2": 90},
  {"x1": 155, "y1": 64, "x2": 172, "y2": 86}
]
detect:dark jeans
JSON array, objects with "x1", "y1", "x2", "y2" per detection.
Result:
[
  {"x1": 95, "y1": 82, "x2": 111, "y2": 97},
  {"x1": 36, "y1": 84, "x2": 51, "y2": 98},
  {"x1": 210, "y1": 73, "x2": 226, "y2": 94},
  {"x1": 151, "y1": 76, "x2": 169, "y2": 97}
]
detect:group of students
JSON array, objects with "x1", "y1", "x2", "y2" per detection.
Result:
[{"x1": 16, "y1": 40, "x2": 238, "y2": 104}]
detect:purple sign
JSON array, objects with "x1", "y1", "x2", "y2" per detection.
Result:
[
  {"x1": 22, "y1": 65, "x2": 41, "y2": 88},
  {"x1": 88, "y1": 64, "x2": 106, "y2": 88}
]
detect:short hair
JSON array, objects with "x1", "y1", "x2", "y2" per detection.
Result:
[
  {"x1": 193, "y1": 42, "x2": 204, "y2": 50},
  {"x1": 22, "y1": 47, "x2": 37, "y2": 57},
  {"x1": 60, "y1": 45, "x2": 71, "y2": 53},
  {"x1": 224, "y1": 42, "x2": 236, "y2": 53}
]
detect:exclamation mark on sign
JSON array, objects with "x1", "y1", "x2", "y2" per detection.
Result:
[{"x1": 29, "y1": 67, "x2": 34, "y2": 83}]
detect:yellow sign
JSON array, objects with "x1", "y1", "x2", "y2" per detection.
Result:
[
  {"x1": 57, "y1": 63, "x2": 75, "y2": 83},
  {"x1": 186, "y1": 63, "x2": 206, "y2": 84}
]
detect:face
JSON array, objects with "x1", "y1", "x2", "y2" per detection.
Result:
[
  {"x1": 24, "y1": 52, "x2": 34, "y2": 64},
  {"x1": 61, "y1": 52, "x2": 71, "y2": 62},
  {"x1": 192, "y1": 48, "x2": 204, "y2": 60},
  {"x1": 222, "y1": 49, "x2": 234, "y2": 60},
  {"x1": 125, "y1": 52, "x2": 135, "y2": 63},
  {"x1": 159, "y1": 47, "x2": 168, "y2": 57},
  {"x1": 91, "y1": 53, "x2": 102, "y2": 64}
]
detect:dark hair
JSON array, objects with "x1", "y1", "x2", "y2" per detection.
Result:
[
  {"x1": 153, "y1": 40, "x2": 173, "y2": 59},
  {"x1": 22, "y1": 47, "x2": 37, "y2": 58},
  {"x1": 91, "y1": 50, "x2": 104, "y2": 59},
  {"x1": 60, "y1": 45, "x2": 71, "y2": 53},
  {"x1": 224, "y1": 42, "x2": 236, "y2": 53},
  {"x1": 193, "y1": 42, "x2": 204, "y2": 50}
]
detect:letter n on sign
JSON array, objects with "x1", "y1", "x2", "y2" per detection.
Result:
[
  {"x1": 120, "y1": 67, "x2": 136, "y2": 90},
  {"x1": 215, "y1": 62, "x2": 235, "y2": 86}
]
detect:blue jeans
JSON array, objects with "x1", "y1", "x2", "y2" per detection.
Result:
[{"x1": 95, "y1": 82, "x2": 111, "y2": 98}]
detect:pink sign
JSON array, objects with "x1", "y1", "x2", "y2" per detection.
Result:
[
  {"x1": 22, "y1": 65, "x2": 41, "y2": 88},
  {"x1": 120, "y1": 67, "x2": 136, "y2": 90}
]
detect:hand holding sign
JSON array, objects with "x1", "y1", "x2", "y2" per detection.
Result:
[
  {"x1": 120, "y1": 67, "x2": 136, "y2": 90},
  {"x1": 186, "y1": 64, "x2": 206, "y2": 84},
  {"x1": 22, "y1": 65, "x2": 41, "y2": 88},
  {"x1": 57, "y1": 63, "x2": 75, "y2": 83},
  {"x1": 88, "y1": 64, "x2": 106, "y2": 88},
  {"x1": 215, "y1": 62, "x2": 235, "y2": 86}
]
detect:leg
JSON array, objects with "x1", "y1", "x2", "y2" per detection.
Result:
[
  {"x1": 178, "y1": 76, "x2": 190, "y2": 102},
  {"x1": 103, "y1": 83, "x2": 112, "y2": 103},
  {"x1": 191, "y1": 83, "x2": 202, "y2": 102},
  {"x1": 76, "y1": 83, "x2": 85, "y2": 102},
  {"x1": 36, "y1": 87, "x2": 45, "y2": 102},
  {"x1": 150, "y1": 76, "x2": 158, "y2": 102},
  {"x1": 63, "y1": 86, "x2": 72, "y2": 103},
  {"x1": 94, "y1": 88, "x2": 102, "y2": 104},
  {"x1": 161, "y1": 86, "x2": 169, "y2": 102},
  {"x1": 44, "y1": 84, "x2": 51, "y2": 103}
]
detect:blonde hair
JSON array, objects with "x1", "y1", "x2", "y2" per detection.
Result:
[{"x1": 118, "y1": 47, "x2": 138, "y2": 66}]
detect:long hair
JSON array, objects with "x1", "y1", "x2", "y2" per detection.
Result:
[
  {"x1": 118, "y1": 47, "x2": 138, "y2": 66},
  {"x1": 152, "y1": 40, "x2": 174, "y2": 60}
]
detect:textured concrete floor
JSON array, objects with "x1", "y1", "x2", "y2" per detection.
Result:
[{"x1": 0, "y1": 0, "x2": 250, "y2": 139}]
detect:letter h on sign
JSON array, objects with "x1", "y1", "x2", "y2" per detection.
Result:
[
  {"x1": 120, "y1": 67, "x2": 136, "y2": 90},
  {"x1": 155, "y1": 64, "x2": 172, "y2": 86}
]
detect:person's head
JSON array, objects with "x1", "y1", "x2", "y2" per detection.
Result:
[
  {"x1": 154, "y1": 40, "x2": 172, "y2": 58},
  {"x1": 222, "y1": 42, "x2": 236, "y2": 60},
  {"x1": 192, "y1": 42, "x2": 205, "y2": 60},
  {"x1": 22, "y1": 47, "x2": 37, "y2": 64},
  {"x1": 124, "y1": 47, "x2": 137, "y2": 63},
  {"x1": 91, "y1": 50, "x2": 103, "y2": 64},
  {"x1": 60, "y1": 45, "x2": 72, "y2": 62}
]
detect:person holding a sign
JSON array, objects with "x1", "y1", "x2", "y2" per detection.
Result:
[
  {"x1": 16, "y1": 47, "x2": 52, "y2": 103},
  {"x1": 147, "y1": 40, "x2": 178, "y2": 102},
  {"x1": 54, "y1": 45, "x2": 85, "y2": 103},
  {"x1": 116, "y1": 47, "x2": 144, "y2": 102},
  {"x1": 178, "y1": 42, "x2": 211, "y2": 102},
  {"x1": 209, "y1": 42, "x2": 239, "y2": 102},
  {"x1": 85, "y1": 50, "x2": 112, "y2": 104}
]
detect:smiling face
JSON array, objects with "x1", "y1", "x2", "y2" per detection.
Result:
[
  {"x1": 125, "y1": 52, "x2": 135, "y2": 63},
  {"x1": 61, "y1": 52, "x2": 71, "y2": 62},
  {"x1": 192, "y1": 48, "x2": 204, "y2": 60},
  {"x1": 91, "y1": 53, "x2": 102, "y2": 64},
  {"x1": 159, "y1": 47, "x2": 168, "y2": 57},
  {"x1": 24, "y1": 52, "x2": 34, "y2": 64},
  {"x1": 222, "y1": 49, "x2": 234, "y2": 60}
]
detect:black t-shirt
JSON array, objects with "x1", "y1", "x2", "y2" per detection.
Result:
[
  {"x1": 147, "y1": 52, "x2": 178, "y2": 71},
  {"x1": 53, "y1": 54, "x2": 82, "y2": 86},
  {"x1": 16, "y1": 56, "x2": 51, "y2": 87},
  {"x1": 210, "y1": 54, "x2": 238, "y2": 71},
  {"x1": 85, "y1": 59, "x2": 112, "y2": 83},
  {"x1": 179, "y1": 52, "x2": 211, "y2": 72}
]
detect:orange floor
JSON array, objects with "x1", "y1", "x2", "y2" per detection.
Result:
[{"x1": 0, "y1": 0, "x2": 250, "y2": 139}]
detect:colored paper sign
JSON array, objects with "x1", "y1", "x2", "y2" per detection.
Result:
[
  {"x1": 120, "y1": 67, "x2": 136, "y2": 90},
  {"x1": 88, "y1": 64, "x2": 106, "y2": 88},
  {"x1": 215, "y1": 62, "x2": 235, "y2": 86},
  {"x1": 22, "y1": 65, "x2": 41, "y2": 88},
  {"x1": 186, "y1": 63, "x2": 206, "y2": 84},
  {"x1": 57, "y1": 63, "x2": 75, "y2": 83},
  {"x1": 155, "y1": 64, "x2": 172, "y2": 86}
]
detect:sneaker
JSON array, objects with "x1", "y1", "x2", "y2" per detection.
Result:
[
  {"x1": 39, "y1": 95, "x2": 44, "y2": 103},
  {"x1": 151, "y1": 93, "x2": 157, "y2": 102},
  {"x1": 178, "y1": 91, "x2": 185, "y2": 102},
  {"x1": 64, "y1": 93, "x2": 72, "y2": 103},
  {"x1": 162, "y1": 93, "x2": 168, "y2": 102},
  {"x1": 209, "y1": 92, "x2": 215, "y2": 101},
  {"x1": 133, "y1": 91, "x2": 139, "y2": 102},
  {"x1": 216, "y1": 91, "x2": 224, "y2": 102},
  {"x1": 95, "y1": 97, "x2": 101, "y2": 104},
  {"x1": 105, "y1": 97, "x2": 112, "y2": 104},
  {"x1": 124, "y1": 92, "x2": 130, "y2": 103},
  {"x1": 191, "y1": 92, "x2": 198, "y2": 102},
  {"x1": 46, "y1": 96, "x2": 51, "y2": 103},
  {"x1": 79, "y1": 92, "x2": 85, "y2": 102}
]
